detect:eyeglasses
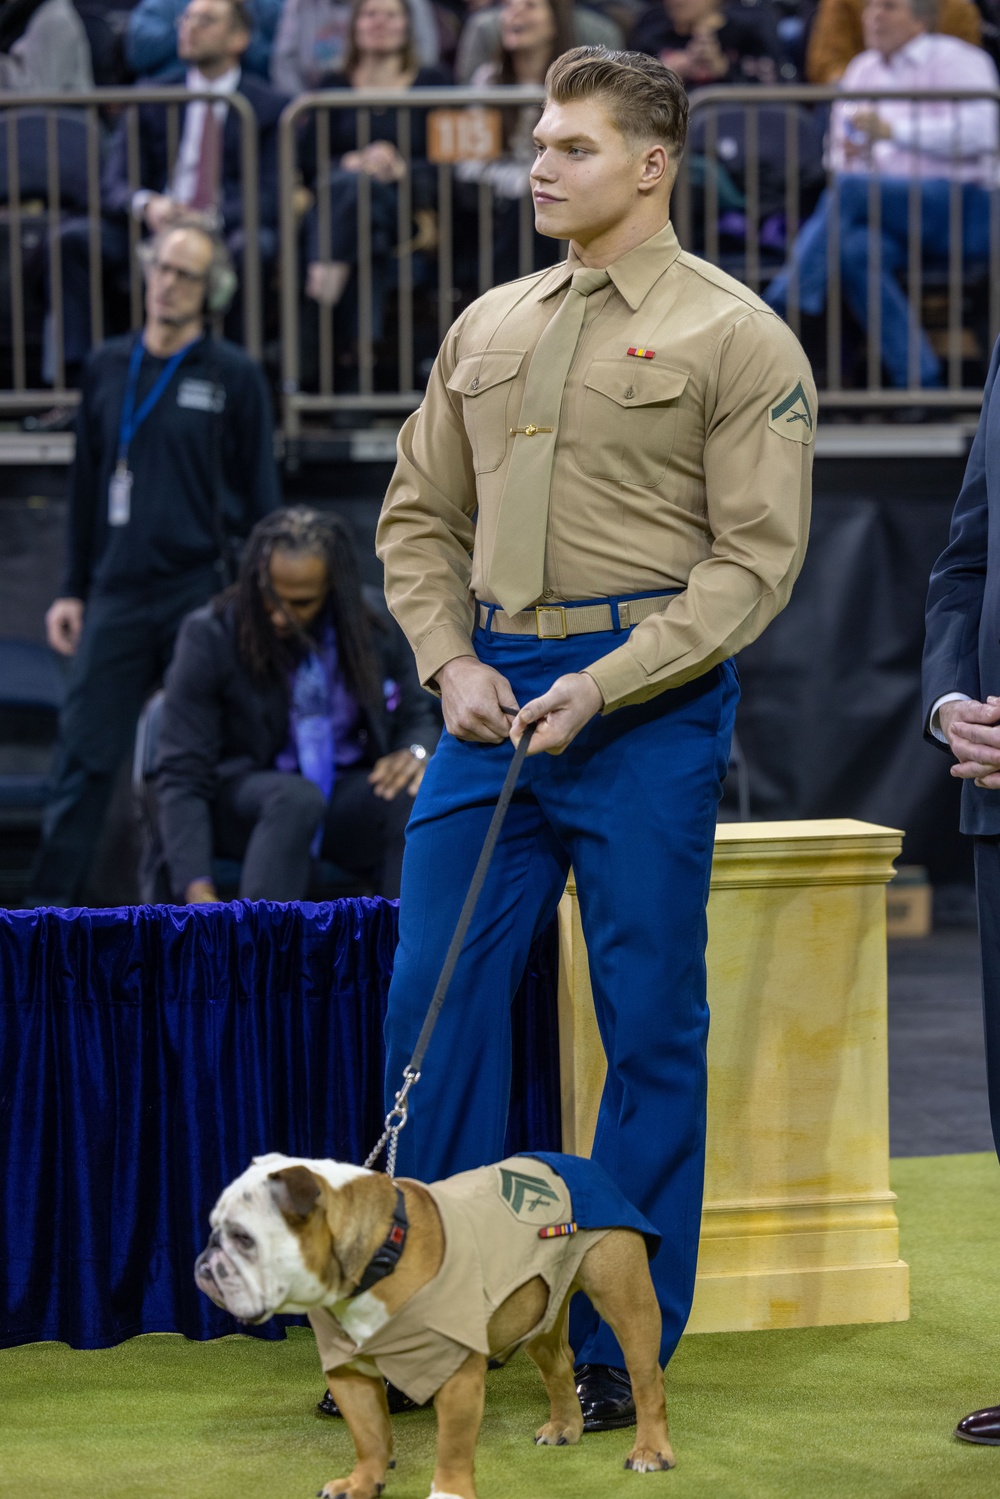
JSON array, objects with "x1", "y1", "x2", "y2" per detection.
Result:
[
  {"x1": 150, "y1": 259, "x2": 208, "y2": 284},
  {"x1": 176, "y1": 11, "x2": 227, "y2": 29}
]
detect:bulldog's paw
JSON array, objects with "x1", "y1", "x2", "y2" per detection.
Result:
[
  {"x1": 317, "y1": 1476, "x2": 386, "y2": 1498},
  {"x1": 534, "y1": 1418, "x2": 583, "y2": 1447},
  {"x1": 623, "y1": 1443, "x2": 675, "y2": 1473}
]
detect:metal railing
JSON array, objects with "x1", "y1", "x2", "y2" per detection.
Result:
[
  {"x1": 0, "y1": 82, "x2": 998, "y2": 428},
  {"x1": 0, "y1": 87, "x2": 261, "y2": 415},
  {"x1": 278, "y1": 84, "x2": 545, "y2": 438},
  {"x1": 676, "y1": 85, "x2": 1000, "y2": 409}
]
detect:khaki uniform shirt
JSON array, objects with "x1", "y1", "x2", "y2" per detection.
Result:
[
  {"x1": 308, "y1": 1157, "x2": 611, "y2": 1405},
  {"x1": 375, "y1": 222, "x2": 816, "y2": 713}
]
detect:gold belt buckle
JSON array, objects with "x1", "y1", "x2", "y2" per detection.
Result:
[{"x1": 535, "y1": 606, "x2": 567, "y2": 639}]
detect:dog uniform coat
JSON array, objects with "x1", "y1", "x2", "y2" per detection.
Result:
[{"x1": 309, "y1": 1153, "x2": 659, "y2": 1405}]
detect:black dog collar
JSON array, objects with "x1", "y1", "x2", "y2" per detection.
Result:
[{"x1": 350, "y1": 1186, "x2": 409, "y2": 1297}]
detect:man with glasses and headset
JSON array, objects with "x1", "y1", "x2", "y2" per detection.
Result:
[
  {"x1": 41, "y1": 0, "x2": 286, "y2": 408},
  {"x1": 26, "y1": 219, "x2": 279, "y2": 908}
]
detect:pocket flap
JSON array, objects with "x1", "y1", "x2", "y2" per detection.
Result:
[
  {"x1": 446, "y1": 350, "x2": 526, "y2": 398},
  {"x1": 584, "y1": 359, "x2": 689, "y2": 408}
]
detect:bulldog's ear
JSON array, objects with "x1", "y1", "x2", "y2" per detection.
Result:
[{"x1": 268, "y1": 1164, "x2": 323, "y2": 1222}]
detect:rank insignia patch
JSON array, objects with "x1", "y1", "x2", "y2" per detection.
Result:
[
  {"x1": 496, "y1": 1165, "x2": 571, "y2": 1223},
  {"x1": 768, "y1": 380, "x2": 815, "y2": 443},
  {"x1": 627, "y1": 347, "x2": 655, "y2": 359}
]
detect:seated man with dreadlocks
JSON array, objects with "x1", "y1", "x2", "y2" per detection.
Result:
[{"x1": 155, "y1": 506, "x2": 439, "y2": 902}]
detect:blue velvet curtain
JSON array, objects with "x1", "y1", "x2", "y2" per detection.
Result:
[{"x1": 0, "y1": 899, "x2": 560, "y2": 1350}]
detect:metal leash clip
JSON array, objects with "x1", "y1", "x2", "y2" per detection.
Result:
[{"x1": 364, "y1": 1065, "x2": 421, "y2": 1177}]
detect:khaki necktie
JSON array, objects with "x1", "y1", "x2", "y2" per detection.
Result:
[{"x1": 486, "y1": 266, "x2": 611, "y2": 615}]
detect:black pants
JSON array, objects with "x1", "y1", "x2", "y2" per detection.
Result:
[
  {"x1": 975, "y1": 836, "x2": 1000, "y2": 1159},
  {"x1": 213, "y1": 765, "x2": 413, "y2": 901},
  {"x1": 28, "y1": 567, "x2": 219, "y2": 906}
]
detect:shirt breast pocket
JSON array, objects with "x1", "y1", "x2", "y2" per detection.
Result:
[
  {"x1": 579, "y1": 360, "x2": 689, "y2": 486},
  {"x1": 445, "y1": 350, "x2": 526, "y2": 475}
]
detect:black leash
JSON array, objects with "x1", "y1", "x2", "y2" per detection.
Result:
[{"x1": 365, "y1": 710, "x2": 536, "y2": 1176}]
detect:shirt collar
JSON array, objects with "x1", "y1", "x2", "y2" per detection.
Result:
[
  {"x1": 186, "y1": 64, "x2": 241, "y2": 95},
  {"x1": 880, "y1": 32, "x2": 932, "y2": 69},
  {"x1": 538, "y1": 221, "x2": 682, "y2": 312}
]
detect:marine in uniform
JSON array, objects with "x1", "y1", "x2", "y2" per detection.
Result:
[{"x1": 375, "y1": 46, "x2": 816, "y2": 1425}]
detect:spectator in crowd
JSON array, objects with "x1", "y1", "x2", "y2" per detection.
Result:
[
  {"x1": 766, "y1": 0, "x2": 999, "y2": 388},
  {"x1": 806, "y1": 0, "x2": 980, "y2": 81},
  {"x1": 127, "y1": 0, "x2": 284, "y2": 78},
  {"x1": 0, "y1": 0, "x2": 94, "y2": 91},
  {"x1": 50, "y1": 0, "x2": 286, "y2": 393},
  {"x1": 454, "y1": 0, "x2": 619, "y2": 80},
  {"x1": 629, "y1": 0, "x2": 787, "y2": 85},
  {"x1": 302, "y1": 0, "x2": 450, "y2": 314},
  {"x1": 454, "y1": 0, "x2": 575, "y2": 281},
  {"x1": 156, "y1": 506, "x2": 439, "y2": 902},
  {"x1": 270, "y1": 0, "x2": 441, "y2": 91},
  {"x1": 26, "y1": 220, "x2": 279, "y2": 908}
]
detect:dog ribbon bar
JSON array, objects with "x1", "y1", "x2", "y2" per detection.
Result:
[
  {"x1": 626, "y1": 347, "x2": 655, "y2": 359},
  {"x1": 538, "y1": 1221, "x2": 578, "y2": 1238}
]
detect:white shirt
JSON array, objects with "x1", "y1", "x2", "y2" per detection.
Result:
[
  {"x1": 829, "y1": 33, "x2": 1000, "y2": 184},
  {"x1": 131, "y1": 65, "x2": 240, "y2": 220}
]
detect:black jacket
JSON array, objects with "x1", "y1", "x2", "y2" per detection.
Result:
[
  {"x1": 101, "y1": 70, "x2": 288, "y2": 231},
  {"x1": 156, "y1": 587, "x2": 440, "y2": 891},
  {"x1": 64, "y1": 332, "x2": 279, "y2": 599},
  {"x1": 923, "y1": 334, "x2": 1000, "y2": 836}
]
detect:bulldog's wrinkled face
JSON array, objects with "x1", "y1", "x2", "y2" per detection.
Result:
[{"x1": 195, "y1": 1153, "x2": 370, "y2": 1323}]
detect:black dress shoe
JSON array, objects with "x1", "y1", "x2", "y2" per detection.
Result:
[
  {"x1": 575, "y1": 1363, "x2": 635, "y2": 1432},
  {"x1": 317, "y1": 1382, "x2": 420, "y2": 1418},
  {"x1": 955, "y1": 1405, "x2": 1000, "y2": 1443}
]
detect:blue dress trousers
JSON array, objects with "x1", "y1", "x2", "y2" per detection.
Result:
[{"x1": 384, "y1": 613, "x2": 739, "y2": 1370}]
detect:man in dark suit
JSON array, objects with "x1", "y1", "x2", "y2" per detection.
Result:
[
  {"x1": 51, "y1": 0, "x2": 286, "y2": 389},
  {"x1": 924, "y1": 335, "x2": 1000, "y2": 1444},
  {"x1": 156, "y1": 507, "x2": 440, "y2": 902}
]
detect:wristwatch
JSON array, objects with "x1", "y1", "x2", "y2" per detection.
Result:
[{"x1": 408, "y1": 743, "x2": 428, "y2": 760}]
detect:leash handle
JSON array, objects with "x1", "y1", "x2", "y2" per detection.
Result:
[{"x1": 366, "y1": 715, "x2": 536, "y2": 1174}]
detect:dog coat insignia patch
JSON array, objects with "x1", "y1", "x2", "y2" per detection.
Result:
[
  {"x1": 497, "y1": 1166, "x2": 562, "y2": 1221},
  {"x1": 538, "y1": 1221, "x2": 577, "y2": 1238},
  {"x1": 626, "y1": 347, "x2": 655, "y2": 359}
]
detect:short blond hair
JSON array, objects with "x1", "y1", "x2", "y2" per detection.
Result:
[{"x1": 545, "y1": 46, "x2": 689, "y2": 157}]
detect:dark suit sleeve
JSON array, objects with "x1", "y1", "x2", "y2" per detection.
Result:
[
  {"x1": 226, "y1": 357, "x2": 281, "y2": 529},
  {"x1": 62, "y1": 362, "x2": 101, "y2": 599},
  {"x1": 101, "y1": 117, "x2": 132, "y2": 217},
  {"x1": 155, "y1": 611, "x2": 227, "y2": 896},
  {"x1": 921, "y1": 335, "x2": 1000, "y2": 741}
]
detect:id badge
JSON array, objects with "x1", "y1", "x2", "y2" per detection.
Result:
[{"x1": 108, "y1": 465, "x2": 132, "y2": 526}]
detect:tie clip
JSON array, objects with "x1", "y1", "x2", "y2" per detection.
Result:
[
  {"x1": 627, "y1": 347, "x2": 655, "y2": 359},
  {"x1": 509, "y1": 424, "x2": 553, "y2": 437}
]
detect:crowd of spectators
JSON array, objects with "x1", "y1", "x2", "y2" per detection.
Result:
[{"x1": 2, "y1": 0, "x2": 999, "y2": 400}]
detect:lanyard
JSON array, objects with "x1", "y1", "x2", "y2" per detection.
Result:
[{"x1": 117, "y1": 334, "x2": 201, "y2": 467}]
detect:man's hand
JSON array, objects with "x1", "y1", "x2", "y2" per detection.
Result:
[
  {"x1": 369, "y1": 748, "x2": 427, "y2": 800},
  {"x1": 46, "y1": 597, "x2": 84, "y2": 655},
  {"x1": 939, "y1": 697, "x2": 1000, "y2": 788},
  {"x1": 143, "y1": 194, "x2": 180, "y2": 233},
  {"x1": 510, "y1": 672, "x2": 604, "y2": 756},
  {"x1": 185, "y1": 878, "x2": 221, "y2": 903},
  {"x1": 437, "y1": 655, "x2": 518, "y2": 743},
  {"x1": 850, "y1": 109, "x2": 892, "y2": 143}
]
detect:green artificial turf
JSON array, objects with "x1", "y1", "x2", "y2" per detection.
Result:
[{"x1": 4, "y1": 1154, "x2": 1000, "y2": 1499}]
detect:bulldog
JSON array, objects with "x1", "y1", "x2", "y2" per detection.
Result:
[{"x1": 196, "y1": 1150, "x2": 674, "y2": 1499}]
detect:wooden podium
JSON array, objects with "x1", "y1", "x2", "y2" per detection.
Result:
[{"x1": 556, "y1": 819, "x2": 910, "y2": 1334}]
